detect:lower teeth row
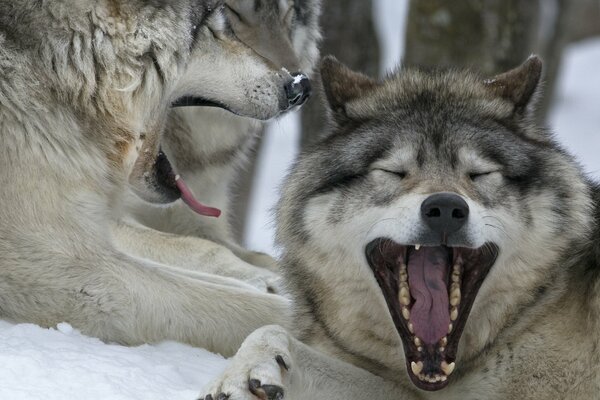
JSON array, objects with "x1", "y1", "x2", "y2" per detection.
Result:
[{"x1": 411, "y1": 361, "x2": 456, "y2": 381}]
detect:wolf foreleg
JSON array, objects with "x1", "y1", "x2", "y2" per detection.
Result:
[{"x1": 200, "y1": 325, "x2": 404, "y2": 400}]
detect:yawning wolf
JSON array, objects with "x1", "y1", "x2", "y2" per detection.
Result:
[
  {"x1": 201, "y1": 56, "x2": 600, "y2": 399},
  {"x1": 0, "y1": 0, "x2": 311, "y2": 357}
]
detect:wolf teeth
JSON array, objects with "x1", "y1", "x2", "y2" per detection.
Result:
[
  {"x1": 411, "y1": 361, "x2": 423, "y2": 375},
  {"x1": 399, "y1": 271, "x2": 408, "y2": 283},
  {"x1": 441, "y1": 361, "x2": 456, "y2": 376},
  {"x1": 448, "y1": 323, "x2": 453, "y2": 333},
  {"x1": 417, "y1": 373, "x2": 446, "y2": 383},
  {"x1": 414, "y1": 337, "x2": 422, "y2": 347},
  {"x1": 450, "y1": 307, "x2": 458, "y2": 321},
  {"x1": 450, "y1": 284, "x2": 461, "y2": 306},
  {"x1": 402, "y1": 307, "x2": 410, "y2": 320},
  {"x1": 399, "y1": 286, "x2": 411, "y2": 305},
  {"x1": 452, "y1": 264, "x2": 461, "y2": 283},
  {"x1": 408, "y1": 322, "x2": 414, "y2": 333}
]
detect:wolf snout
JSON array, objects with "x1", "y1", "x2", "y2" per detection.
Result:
[
  {"x1": 421, "y1": 192, "x2": 469, "y2": 238},
  {"x1": 285, "y1": 73, "x2": 311, "y2": 108}
]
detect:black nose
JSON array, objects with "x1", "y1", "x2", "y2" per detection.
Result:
[
  {"x1": 421, "y1": 192, "x2": 469, "y2": 237},
  {"x1": 285, "y1": 73, "x2": 311, "y2": 108}
]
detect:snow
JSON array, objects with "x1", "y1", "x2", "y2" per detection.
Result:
[
  {"x1": 0, "y1": 322, "x2": 227, "y2": 399},
  {"x1": 550, "y1": 39, "x2": 600, "y2": 178},
  {"x1": 1, "y1": 2, "x2": 599, "y2": 398}
]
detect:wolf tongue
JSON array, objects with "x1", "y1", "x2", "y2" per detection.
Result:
[
  {"x1": 407, "y1": 247, "x2": 451, "y2": 345},
  {"x1": 175, "y1": 176, "x2": 221, "y2": 218}
]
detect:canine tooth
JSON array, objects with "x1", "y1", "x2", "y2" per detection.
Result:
[
  {"x1": 415, "y1": 244, "x2": 421, "y2": 250},
  {"x1": 450, "y1": 307, "x2": 458, "y2": 321},
  {"x1": 441, "y1": 361, "x2": 455, "y2": 376},
  {"x1": 402, "y1": 307, "x2": 410, "y2": 320},
  {"x1": 414, "y1": 337, "x2": 422, "y2": 347},
  {"x1": 408, "y1": 322, "x2": 414, "y2": 333},
  {"x1": 448, "y1": 323, "x2": 453, "y2": 333},
  {"x1": 411, "y1": 361, "x2": 423, "y2": 375}
]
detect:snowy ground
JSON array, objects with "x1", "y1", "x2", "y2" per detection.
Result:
[{"x1": 2, "y1": 2, "x2": 599, "y2": 399}]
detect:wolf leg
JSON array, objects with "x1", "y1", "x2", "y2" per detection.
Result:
[
  {"x1": 112, "y1": 220, "x2": 281, "y2": 293},
  {"x1": 0, "y1": 250, "x2": 291, "y2": 357},
  {"x1": 199, "y1": 325, "x2": 403, "y2": 400}
]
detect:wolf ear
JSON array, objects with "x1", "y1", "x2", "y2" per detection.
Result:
[
  {"x1": 484, "y1": 55, "x2": 543, "y2": 111},
  {"x1": 320, "y1": 55, "x2": 379, "y2": 118}
]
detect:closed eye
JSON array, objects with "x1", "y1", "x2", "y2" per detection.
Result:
[
  {"x1": 469, "y1": 171, "x2": 500, "y2": 181},
  {"x1": 376, "y1": 169, "x2": 407, "y2": 179}
]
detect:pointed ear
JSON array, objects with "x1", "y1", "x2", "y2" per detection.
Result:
[
  {"x1": 484, "y1": 55, "x2": 543, "y2": 111},
  {"x1": 320, "y1": 55, "x2": 379, "y2": 117}
]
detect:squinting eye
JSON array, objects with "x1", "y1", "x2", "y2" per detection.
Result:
[
  {"x1": 469, "y1": 171, "x2": 498, "y2": 181},
  {"x1": 377, "y1": 169, "x2": 407, "y2": 179}
]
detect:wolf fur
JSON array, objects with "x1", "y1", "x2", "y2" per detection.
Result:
[
  {"x1": 201, "y1": 56, "x2": 600, "y2": 399},
  {"x1": 0, "y1": 0, "x2": 314, "y2": 357},
  {"x1": 123, "y1": 0, "x2": 322, "y2": 274}
]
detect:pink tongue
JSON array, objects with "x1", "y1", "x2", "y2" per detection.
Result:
[
  {"x1": 175, "y1": 175, "x2": 221, "y2": 218},
  {"x1": 407, "y1": 247, "x2": 450, "y2": 345}
]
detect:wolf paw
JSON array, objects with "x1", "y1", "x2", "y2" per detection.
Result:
[{"x1": 199, "y1": 326, "x2": 291, "y2": 400}]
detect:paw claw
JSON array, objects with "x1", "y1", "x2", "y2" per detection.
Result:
[
  {"x1": 262, "y1": 385, "x2": 285, "y2": 400},
  {"x1": 248, "y1": 378, "x2": 285, "y2": 400}
]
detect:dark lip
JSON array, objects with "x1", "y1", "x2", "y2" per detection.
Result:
[
  {"x1": 171, "y1": 96, "x2": 235, "y2": 114},
  {"x1": 152, "y1": 149, "x2": 181, "y2": 203},
  {"x1": 365, "y1": 239, "x2": 499, "y2": 391}
]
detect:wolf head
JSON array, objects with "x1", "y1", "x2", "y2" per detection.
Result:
[
  {"x1": 277, "y1": 56, "x2": 592, "y2": 391},
  {"x1": 0, "y1": 0, "x2": 310, "y2": 206},
  {"x1": 223, "y1": 0, "x2": 322, "y2": 74}
]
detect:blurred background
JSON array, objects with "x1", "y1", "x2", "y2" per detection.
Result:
[{"x1": 239, "y1": 0, "x2": 600, "y2": 255}]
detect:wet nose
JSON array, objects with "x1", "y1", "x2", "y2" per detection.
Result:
[
  {"x1": 421, "y1": 192, "x2": 469, "y2": 236},
  {"x1": 285, "y1": 73, "x2": 311, "y2": 108}
]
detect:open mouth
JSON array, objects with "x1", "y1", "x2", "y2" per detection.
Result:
[
  {"x1": 154, "y1": 150, "x2": 221, "y2": 218},
  {"x1": 365, "y1": 239, "x2": 498, "y2": 391}
]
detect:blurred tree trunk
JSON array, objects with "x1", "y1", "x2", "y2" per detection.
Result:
[
  {"x1": 300, "y1": 0, "x2": 381, "y2": 149},
  {"x1": 230, "y1": 135, "x2": 261, "y2": 243},
  {"x1": 404, "y1": 0, "x2": 540, "y2": 75},
  {"x1": 535, "y1": 0, "x2": 574, "y2": 121},
  {"x1": 567, "y1": 0, "x2": 600, "y2": 42},
  {"x1": 404, "y1": 0, "x2": 547, "y2": 117},
  {"x1": 234, "y1": 0, "x2": 382, "y2": 242}
]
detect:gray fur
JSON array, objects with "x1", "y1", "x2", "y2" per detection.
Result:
[
  {"x1": 125, "y1": 0, "x2": 322, "y2": 270},
  {"x1": 0, "y1": 0, "x2": 311, "y2": 357},
  {"x1": 202, "y1": 56, "x2": 600, "y2": 399}
]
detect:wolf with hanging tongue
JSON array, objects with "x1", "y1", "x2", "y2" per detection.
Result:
[
  {"x1": 0, "y1": 0, "x2": 314, "y2": 357},
  {"x1": 200, "y1": 56, "x2": 600, "y2": 399}
]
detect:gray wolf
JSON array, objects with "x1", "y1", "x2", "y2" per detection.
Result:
[
  {"x1": 122, "y1": 0, "x2": 322, "y2": 286},
  {"x1": 200, "y1": 56, "x2": 600, "y2": 399},
  {"x1": 0, "y1": 0, "x2": 312, "y2": 357}
]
